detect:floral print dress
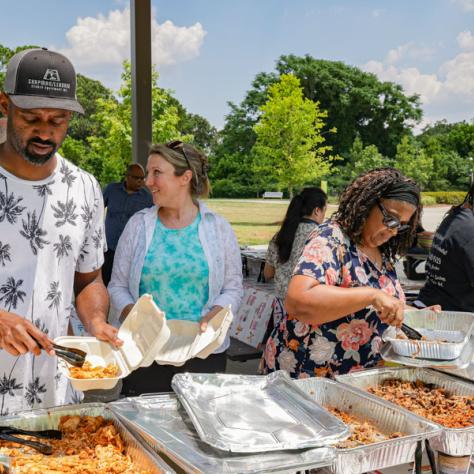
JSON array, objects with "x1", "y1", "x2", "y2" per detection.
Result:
[{"x1": 261, "y1": 220, "x2": 405, "y2": 379}]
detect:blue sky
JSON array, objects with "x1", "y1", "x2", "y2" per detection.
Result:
[{"x1": 1, "y1": 0, "x2": 473, "y2": 129}]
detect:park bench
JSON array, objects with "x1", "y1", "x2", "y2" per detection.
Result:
[{"x1": 262, "y1": 191, "x2": 283, "y2": 199}]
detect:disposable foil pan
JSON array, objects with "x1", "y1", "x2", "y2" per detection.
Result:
[
  {"x1": 293, "y1": 378, "x2": 441, "y2": 474},
  {"x1": 171, "y1": 371, "x2": 349, "y2": 453},
  {"x1": 380, "y1": 335, "x2": 474, "y2": 369},
  {"x1": 384, "y1": 310, "x2": 474, "y2": 360},
  {"x1": 336, "y1": 367, "x2": 474, "y2": 456},
  {"x1": 0, "y1": 402, "x2": 174, "y2": 473},
  {"x1": 110, "y1": 394, "x2": 336, "y2": 474}
]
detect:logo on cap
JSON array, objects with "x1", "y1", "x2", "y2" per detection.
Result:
[{"x1": 43, "y1": 69, "x2": 61, "y2": 82}]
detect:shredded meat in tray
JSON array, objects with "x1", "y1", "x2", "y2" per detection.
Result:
[
  {"x1": 0, "y1": 415, "x2": 154, "y2": 473},
  {"x1": 327, "y1": 407, "x2": 403, "y2": 448},
  {"x1": 368, "y1": 379, "x2": 474, "y2": 428}
]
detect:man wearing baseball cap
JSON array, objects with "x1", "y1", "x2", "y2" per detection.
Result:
[{"x1": 0, "y1": 48, "x2": 122, "y2": 414}]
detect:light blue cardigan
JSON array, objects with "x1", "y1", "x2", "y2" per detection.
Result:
[{"x1": 108, "y1": 201, "x2": 243, "y2": 352}]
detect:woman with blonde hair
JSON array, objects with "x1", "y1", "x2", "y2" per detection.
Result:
[{"x1": 109, "y1": 141, "x2": 243, "y2": 394}]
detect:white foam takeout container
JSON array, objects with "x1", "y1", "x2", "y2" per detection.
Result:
[{"x1": 55, "y1": 294, "x2": 233, "y2": 391}]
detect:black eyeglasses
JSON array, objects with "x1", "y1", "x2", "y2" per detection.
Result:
[
  {"x1": 166, "y1": 140, "x2": 193, "y2": 171},
  {"x1": 377, "y1": 201, "x2": 411, "y2": 233}
]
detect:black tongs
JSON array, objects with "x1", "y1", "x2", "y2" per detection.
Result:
[
  {"x1": 32, "y1": 337, "x2": 87, "y2": 367},
  {"x1": 401, "y1": 323, "x2": 424, "y2": 341},
  {"x1": 0, "y1": 426, "x2": 61, "y2": 455}
]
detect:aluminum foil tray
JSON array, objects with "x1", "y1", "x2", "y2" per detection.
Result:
[
  {"x1": 110, "y1": 394, "x2": 336, "y2": 474},
  {"x1": 171, "y1": 371, "x2": 349, "y2": 453},
  {"x1": 293, "y1": 378, "x2": 440, "y2": 474},
  {"x1": 384, "y1": 310, "x2": 474, "y2": 360},
  {"x1": 336, "y1": 367, "x2": 474, "y2": 456},
  {"x1": 0, "y1": 402, "x2": 173, "y2": 473},
  {"x1": 380, "y1": 334, "x2": 474, "y2": 369}
]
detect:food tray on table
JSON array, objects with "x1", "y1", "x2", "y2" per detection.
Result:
[
  {"x1": 384, "y1": 310, "x2": 474, "y2": 360},
  {"x1": 293, "y1": 377, "x2": 441, "y2": 474},
  {"x1": 380, "y1": 335, "x2": 474, "y2": 369},
  {"x1": 109, "y1": 394, "x2": 336, "y2": 474},
  {"x1": 171, "y1": 371, "x2": 349, "y2": 453},
  {"x1": 0, "y1": 402, "x2": 173, "y2": 473},
  {"x1": 336, "y1": 367, "x2": 474, "y2": 456}
]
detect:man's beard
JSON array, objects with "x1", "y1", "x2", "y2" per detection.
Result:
[{"x1": 9, "y1": 127, "x2": 58, "y2": 166}]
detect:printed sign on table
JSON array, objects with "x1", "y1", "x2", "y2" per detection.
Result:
[{"x1": 230, "y1": 285, "x2": 275, "y2": 348}]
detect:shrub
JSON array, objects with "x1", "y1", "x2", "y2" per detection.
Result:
[
  {"x1": 421, "y1": 195, "x2": 436, "y2": 206},
  {"x1": 422, "y1": 191, "x2": 466, "y2": 205},
  {"x1": 210, "y1": 179, "x2": 258, "y2": 198}
]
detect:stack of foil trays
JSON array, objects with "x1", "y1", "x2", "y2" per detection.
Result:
[
  {"x1": 110, "y1": 371, "x2": 445, "y2": 473},
  {"x1": 110, "y1": 394, "x2": 336, "y2": 473}
]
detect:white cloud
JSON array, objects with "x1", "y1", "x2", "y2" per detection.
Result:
[
  {"x1": 385, "y1": 42, "x2": 435, "y2": 64},
  {"x1": 362, "y1": 32, "x2": 474, "y2": 123},
  {"x1": 363, "y1": 61, "x2": 442, "y2": 104},
  {"x1": 371, "y1": 9, "x2": 383, "y2": 18},
  {"x1": 451, "y1": 0, "x2": 474, "y2": 11},
  {"x1": 457, "y1": 30, "x2": 474, "y2": 50},
  {"x1": 56, "y1": 8, "x2": 206, "y2": 69}
]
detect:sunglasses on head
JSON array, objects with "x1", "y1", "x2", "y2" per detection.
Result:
[
  {"x1": 377, "y1": 200, "x2": 411, "y2": 233},
  {"x1": 166, "y1": 140, "x2": 193, "y2": 171}
]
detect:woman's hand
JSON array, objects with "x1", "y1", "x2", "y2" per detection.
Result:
[
  {"x1": 371, "y1": 290, "x2": 405, "y2": 327},
  {"x1": 199, "y1": 306, "x2": 223, "y2": 333},
  {"x1": 424, "y1": 304, "x2": 442, "y2": 312}
]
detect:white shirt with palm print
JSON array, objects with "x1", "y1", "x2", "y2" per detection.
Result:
[{"x1": 0, "y1": 153, "x2": 106, "y2": 415}]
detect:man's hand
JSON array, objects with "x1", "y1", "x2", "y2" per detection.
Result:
[
  {"x1": 199, "y1": 306, "x2": 223, "y2": 333},
  {"x1": 0, "y1": 311, "x2": 54, "y2": 356},
  {"x1": 88, "y1": 318, "x2": 123, "y2": 348}
]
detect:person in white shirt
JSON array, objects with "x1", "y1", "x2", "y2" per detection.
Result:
[{"x1": 0, "y1": 48, "x2": 121, "y2": 415}]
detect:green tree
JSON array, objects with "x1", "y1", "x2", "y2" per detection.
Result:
[
  {"x1": 252, "y1": 74, "x2": 336, "y2": 197},
  {"x1": 394, "y1": 136, "x2": 433, "y2": 189},
  {"x1": 0, "y1": 44, "x2": 40, "y2": 98},
  {"x1": 218, "y1": 54, "x2": 422, "y2": 166},
  {"x1": 349, "y1": 135, "x2": 387, "y2": 178},
  {"x1": 86, "y1": 61, "x2": 188, "y2": 184}
]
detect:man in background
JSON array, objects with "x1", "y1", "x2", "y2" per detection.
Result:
[{"x1": 102, "y1": 164, "x2": 153, "y2": 285}]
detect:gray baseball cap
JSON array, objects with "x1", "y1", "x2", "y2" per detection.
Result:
[{"x1": 4, "y1": 48, "x2": 84, "y2": 114}]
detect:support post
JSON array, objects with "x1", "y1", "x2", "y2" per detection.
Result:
[{"x1": 131, "y1": 0, "x2": 152, "y2": 167}]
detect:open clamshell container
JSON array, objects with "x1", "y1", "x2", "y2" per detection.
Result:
[
  {"x1": 336, "y1": 367, "x2": 474, "y2": 456},
  {"x1": 56, "y1": 294, "x2": 233, "y2": 391},
  {"x1": 293, "y1": 377, "x2": 441, "y2": 474},
  {"x1": 171, "y1": 371, "x2": 350, "y2": 453},
  {"x1": 0, "y1": 402, "x2": 174, "y2": 473},
  {"x1": 109, "y1": 394, "x2": 336, "y2": 473},
  {"x1": 384, "y1": 310, "x2": 474, "y2": 360}
]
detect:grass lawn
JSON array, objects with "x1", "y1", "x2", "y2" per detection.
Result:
[{"x1": 205, "y1": 199, "x2": 337, "y2": 246}]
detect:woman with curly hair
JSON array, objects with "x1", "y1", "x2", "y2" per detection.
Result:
[{"x1": 261, "y1": 168, "x2": 435, "y2": 378}]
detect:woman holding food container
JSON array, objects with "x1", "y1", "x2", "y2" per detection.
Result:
[
  {"x1": 108, "y1": 141, "x2": 243, "y2": 395},
  {"x1": 262, "y1": 168, "x2": 439, "y2": 379}
]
